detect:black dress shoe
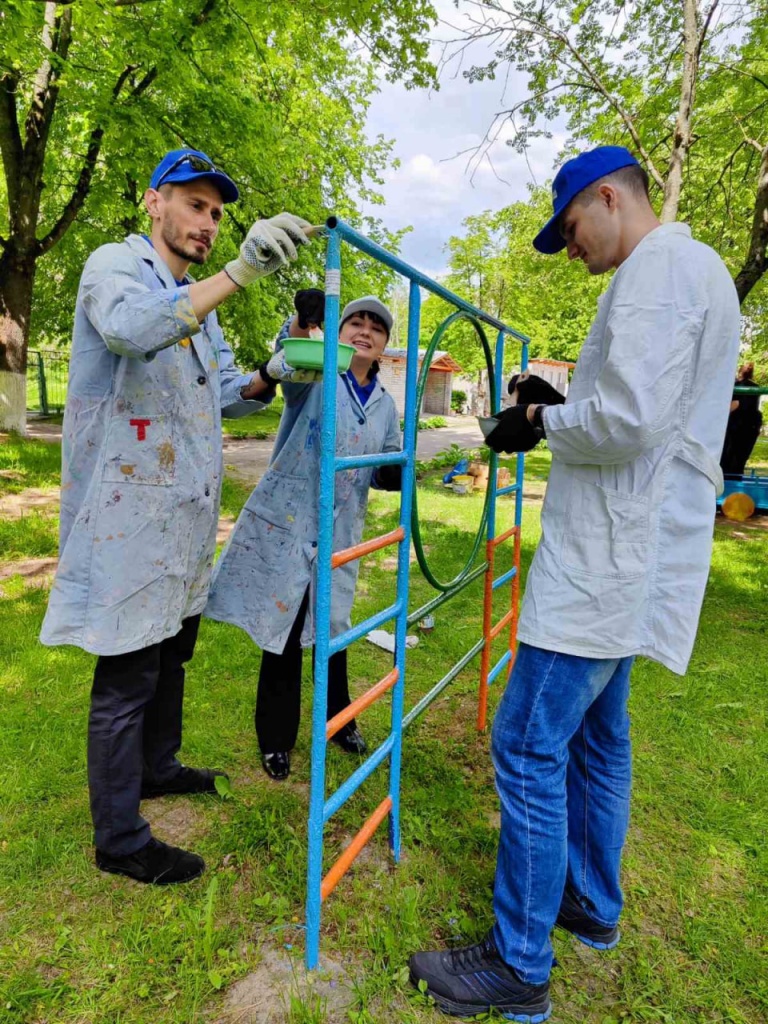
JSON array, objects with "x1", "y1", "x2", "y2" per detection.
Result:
[
  {"x1": 331, "y1": 725, "x2": 367, "y2": 755},
  {"x1": 555, "y1": 884, "x2": 621, "y2": 950},
  {"x1": 96, "y1": 837, "x2": 205, "y2": 885},
  {"x1": 141, "y1": 766, "x2": 228, "y2": 799},
  {"x1": 261, "y1": 751, "x2": 290, "y2": 780}
]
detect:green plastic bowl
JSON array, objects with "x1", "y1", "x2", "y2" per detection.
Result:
[{"x1": 282, "y1": 337, "x2": 356, "y2": 373}]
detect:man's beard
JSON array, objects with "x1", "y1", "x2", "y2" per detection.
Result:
[{"x1": 162, "y1": 221, "x2": 209, "y2": 266}]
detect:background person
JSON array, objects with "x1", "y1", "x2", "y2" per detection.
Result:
[
  {"x1": 409, "y1": 145, "x2": 741, "y2": 1021},
  {"x1": 40, "y1": 147, "x2": 313, "y2": 885},
  {"x1": 205, "y1": 293, "x2": 402, "y2": 780},
  {"x1": 720, "y1": 361, "x2": 764, "y2": 477}
]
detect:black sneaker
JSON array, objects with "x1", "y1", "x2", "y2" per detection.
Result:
[
  {"x1": 409, "y1": 932, "x2": 552, "y2": 1021},
  {"x1": 96, "y1": 837, "x2": 205, "y2": 885},
  {"x1": 330, "y1": 725, "x2": 367, "y2": 755},
  {"x1": 555, "y1": 884, "x2": 620, "y2": 950},
  {"x1": 141, "y1": 766, "x2": 228, "y2": 799}
]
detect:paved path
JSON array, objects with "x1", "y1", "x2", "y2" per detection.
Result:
[{"x1": 24, "y1": 415, "x2": 486, "y2": 489}]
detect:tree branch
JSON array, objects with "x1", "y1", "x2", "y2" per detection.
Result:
[
  {"x1": 35, "y1": 63, "x2": 156, "y2": 256},
  {"x1": 734, "y1": 143, "x2": 768, "y2": 304}
]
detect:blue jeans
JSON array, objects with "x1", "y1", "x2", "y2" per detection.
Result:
[{"x1": 491, "y1": 642, "x2": 634, "y2": 984}]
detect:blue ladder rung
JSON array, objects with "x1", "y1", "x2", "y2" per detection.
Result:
[
  {"x1": 323, "y1": 733, "x2": 395, "y2": 822},
  {"x1": 328, "y1": 599, "x2": 403, "y2": 655},
  {"x1": 492, "y1": 567, "x2": 518, "y2": 590},
  {"x1": 488, "y1": 649, "x2": 513, "y2": 684},
  {"x1": 336, "y1": 451, "x2": 406, "y2": 472},
  {"x1": 496, "y1": 483, "x2": 519, "y2": 496}
]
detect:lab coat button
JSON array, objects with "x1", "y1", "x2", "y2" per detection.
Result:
[
  {"x1": 197, "y1": 375, "x2": 207, "y2": 385},
  {"x1": 204, "y1": 486, "x2": 210, "y2": 497},
  {"x1": 358, "y1": 418, "x2": 364, "y2": 425}
]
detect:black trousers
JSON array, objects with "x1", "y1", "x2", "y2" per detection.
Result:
[
  {"x1": 256, "y1": 591, "x2": 355, "y2": 753},
  {"x1": 88, "y1": 615, "x2": 201, "y2": 855}
]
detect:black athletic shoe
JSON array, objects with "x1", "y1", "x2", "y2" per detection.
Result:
[
  {"x1": 261, "y1": 751, "x2": 290, "y2": 780},
  {"x1": 141, "y1": 766, "x2": 228, "y2": 799},
  {"x1": 96, "y1": 837, "x2": 205, "y2": 885},
  {"x1": 555, "y1": 884, "x2": 621, "y2": 950},
  {"x1": 331, "y1": 725, "x2": 367, "y2": 755},
  {"x1": 409, "y1": 932, "x2": 552, "y2": 1021}
]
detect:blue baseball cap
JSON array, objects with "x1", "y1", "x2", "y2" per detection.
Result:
[
  {"x1": 149, "y1": 148, "x2": 239, "y2": 203},
  {"x1": 533, "y1": 145, "x2": 640, "y2": 255}
]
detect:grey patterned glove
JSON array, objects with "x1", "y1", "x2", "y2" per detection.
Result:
[
  {"x1": 265, "y1": 350, "x2": 322, "y2": 384},
  {"x1": 225, "y1": 213, "x2": 312, "y2": 286}
]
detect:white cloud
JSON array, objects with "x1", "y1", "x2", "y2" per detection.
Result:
[{"x1": 358, "y1": 0, "x2": 569, "y2": 276}]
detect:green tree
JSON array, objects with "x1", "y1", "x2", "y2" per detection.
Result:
[
  {"x1": 0, "y1": 0, "x2": 436, "y2": 431},
  {"x1": 456, "y1": 0, "x2": 767, "y2": 308}
]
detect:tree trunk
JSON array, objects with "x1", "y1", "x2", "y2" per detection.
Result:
[
  {"x1": 734, "y1": 143, "x2": 768, "y2": 305},
  {"x1": 660, "y1": 0, "x2": 699, "y2": 222},
  {"x1": 0, "y1": 244, "x2": 36, "y2": 433}
]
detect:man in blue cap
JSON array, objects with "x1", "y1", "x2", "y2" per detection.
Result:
[
  {"x1": 410, "y1": 146, "x2": 740, "y2": 1019},
  {"x1": 40, "y1": 147, "x2": 316, "y2": 885}
]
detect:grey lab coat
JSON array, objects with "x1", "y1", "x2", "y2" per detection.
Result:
[{"x1": 40, "y1": 234, "x2": 267, "y2": 655}]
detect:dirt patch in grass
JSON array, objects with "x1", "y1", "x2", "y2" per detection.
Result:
[
  {"x1": 0, "y1": 486, "x2": 59, "y2": 518},
  {"x1": 215, "y1": 947, "x2": 354, "y2": 1023},
  {"x1": 0, "y1": 556, "x2": 58, "y2": 595},
  {"x1": 142, "y1": 798, "x2": 206, "y2": 848}
]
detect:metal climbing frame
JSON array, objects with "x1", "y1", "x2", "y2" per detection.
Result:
[{"x1": 306, "y1": 216, "x2": 529, "y2": 968}]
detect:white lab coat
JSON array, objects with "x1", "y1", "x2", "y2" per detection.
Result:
[
  {"x1": 517, "y1": 224, "x2": 740, "y2": 675},
  {"x1": 39, "y1": 235, "x2": 267, "y2": 656}
]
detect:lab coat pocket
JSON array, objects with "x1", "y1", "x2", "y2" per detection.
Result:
[
  {"x1": 561, "y1": 479, "x2": 649, "y2": 579},
  {"x1": 103, "y1": 413, "x2": 176, "y2": 486},
  {"x1": 241, "y1": 470, "x2": 307, "y2": 569}
]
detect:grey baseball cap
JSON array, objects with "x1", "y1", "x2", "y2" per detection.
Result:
[{"x1": 340, "y1": 296, "x2": 393, "y2": 335}]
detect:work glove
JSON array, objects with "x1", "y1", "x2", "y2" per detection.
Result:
[
  {"x1": 485, "y1": 405, "x2": 545, "y2": 454},
  {"x1": 373, "y1": 463, "x2": 402, "y2": 491},
  {"x1": 507, "y1": 371, "x2": 565, "y2": 407},
  {"x1": 264, "y1": 349, "x2": 322, "y2": 385},
  {"x1": 294, "y1": 288, "x2": 325, "y2": 329},
  {"x1": 225, "y1": 213, "x2": 312, "y2": 286}
]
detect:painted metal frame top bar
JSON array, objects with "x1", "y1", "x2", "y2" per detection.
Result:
[{"x1": 326, "y1": 217, "x2": 530, "y2": 344}]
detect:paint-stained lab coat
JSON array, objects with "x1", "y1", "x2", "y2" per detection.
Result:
[
  {"x1": 205, "y1": 346, "x2": 402, "y2": 654},
  {"x1": 40, "y1": 234, "x2": 268, "y2": 656},
  {"x1": 517, "y1": 224, "x2": 741, "y2": 675}
]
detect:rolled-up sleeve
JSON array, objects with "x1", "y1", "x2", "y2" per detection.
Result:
[
  {"x1": 544, "y1": 246, "x2": 705, "y2": 465},
  {"x1": 80, "y1": 245, "x2": 200, "y2": 360}
]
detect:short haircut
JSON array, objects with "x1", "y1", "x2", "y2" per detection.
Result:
[{"x1": 576, "y1": 163, "x2": 650, "y2": 205}]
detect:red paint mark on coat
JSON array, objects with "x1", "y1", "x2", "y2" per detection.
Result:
[
  {"x1": 130, "y1": 418, "x2": 151, "y2": 441},
  {"x1": 276, "y1": 601, "x2": 289, "y2": 612}
]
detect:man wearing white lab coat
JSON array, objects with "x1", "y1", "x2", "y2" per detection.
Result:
[
  {"x1": 410, "y1": 146, "x2": 741, "y2": 1021},
  {"x1": 40, "y1": 147, "x2": 314, "y2": 886}
]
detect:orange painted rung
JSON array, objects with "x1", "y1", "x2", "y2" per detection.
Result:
[
  {"x1": 326, "y1": 667, "x2": 399, "y2": 740},
  {"x1": 331, "y1": 527, "x2": 405, "y2": 569},
  {"x1": 490, "y1": 607, "x2": 515, "y2": 641},
  {"x1": 321, "y1": 796, "x2": 393, "y2": 901},
  {"x1": 490, "y1": 525, "x2": 519, "y2": 548}
]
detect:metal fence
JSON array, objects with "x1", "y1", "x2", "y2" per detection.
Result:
[{"x1": 26, "y1": 349, "x2": 69, "y2": 416}]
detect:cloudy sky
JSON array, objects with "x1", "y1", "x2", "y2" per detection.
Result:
[{"x1": 361, "y1": 1, "x2": 567, "y2": 277}]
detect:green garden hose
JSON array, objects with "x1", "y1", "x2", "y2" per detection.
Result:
[{"x1": 410, "y1": 310, "x2": 498, "y2": 592}]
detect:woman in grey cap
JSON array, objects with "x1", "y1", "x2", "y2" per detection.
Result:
[{"x1": 205, "y1": 292, "x2": 402, "y2": 779}]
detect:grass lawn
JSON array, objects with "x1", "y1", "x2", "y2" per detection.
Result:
[{"x1": 0, "y1": 435, "x2": 766, "y2": 1023}]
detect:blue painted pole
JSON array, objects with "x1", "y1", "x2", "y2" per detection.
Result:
[
  {"x1": 305, "y1": 226, "x2": 342, "y2": 970},
  {"x1": 388, "y1": 280, "x2": 421, "y2": 860}
]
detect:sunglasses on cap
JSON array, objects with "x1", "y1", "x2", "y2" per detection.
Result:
[{"x1": 155, "y1": 153, "x2": 216, "y2": 188}]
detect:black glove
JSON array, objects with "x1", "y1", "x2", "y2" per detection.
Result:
[
  {"x1": 294, "y1": 288, "x2": 325, "y2": 329},
  {"x1": 507, "y1": 373, "x2": 565, "y2": 406},
  {"x1": 373, "y1": 463, "x2": 402, "y2": 491},
  {"x1": 485, "y1": 405, "x2": 545, "y2": 454}
]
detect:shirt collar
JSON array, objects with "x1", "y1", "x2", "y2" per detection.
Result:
[{"x1": 125, "y1": 233, "x2": 192, "y2": 289}]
